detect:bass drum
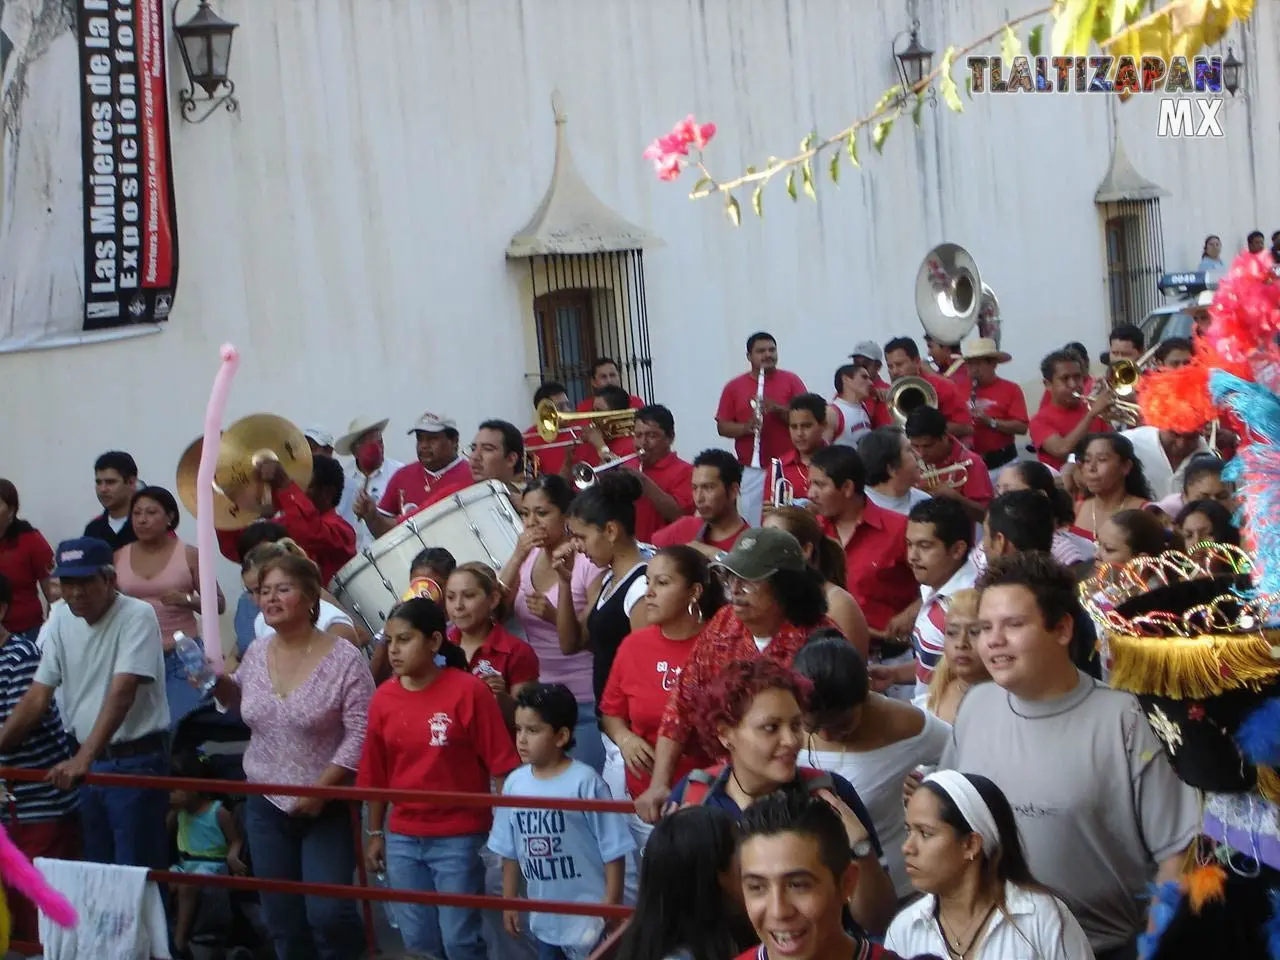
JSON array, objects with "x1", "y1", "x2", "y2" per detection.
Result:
[{"x1": 331, "y1": 480, "x2": 522, "y2": 634}]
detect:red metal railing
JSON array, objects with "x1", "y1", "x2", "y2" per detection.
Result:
[{"x1": 0, "y1": 766, "x2": 637, "y2": 957}]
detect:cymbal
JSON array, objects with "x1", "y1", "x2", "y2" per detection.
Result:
[
  {"x1": 176, "y1": 436, "x2": 250, "y2": 530},
  {"x1": 176, "y1": 414, "x2": 314, "y2": 531}
]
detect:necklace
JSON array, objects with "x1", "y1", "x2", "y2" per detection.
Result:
[
  {"x1": 268, "y1": 633, "x2": 317, "y2": 698},
  {"x1": 935, "y1": 900, "x2": 997, "y2": 959}
]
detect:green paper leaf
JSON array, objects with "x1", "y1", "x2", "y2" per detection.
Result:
[
  {"x1": 873, "y1": 85, "x2": 903, "y2": 114},
  {"x1": 751, "y1": 185, "x2": 764, "y2": 218},
  {"x1": 726, "y1": 194, "x2": 741, "y2": 227},
  {"x1": 1001, "y1": 24, "x2": 1022, "y2": 62},
  {"x1": 940, "y1": 47, "x2": 964, "y2": 112},
  {"x1": 691, "y1": 177, "x2": 713, "y2": 196},
  {"x1": 1051, "y1": 0, "x2": 1100, "y2": 57},
  {"x1": 802, "y1": 161, "x2": 816, "y2": 200},
  {"x1": 786, "y1": 170, "x2": 798, "y2": 201},
  {"x1": 912, "y1": 92, "x2": 926, "y2": 127},
  {"x1": 1028, "y1": 24, "x2": 1044, "y2": 57},
  {"x1": 829, "y1": 151, "x2": 840, "y2": 185},
  {"x1": 846, "y1": 130, "x2": 860, "y2": 168},
  {"x1": 872, "y1": 118, "x2": 893, "y2": 153},
  {"x1": 800, "y1": 131, "x2": 816, "y2": 153}
]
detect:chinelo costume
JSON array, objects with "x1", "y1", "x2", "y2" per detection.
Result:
[{"x1": 1082, "y1": 249, "x2": 1280, "y2": 959}]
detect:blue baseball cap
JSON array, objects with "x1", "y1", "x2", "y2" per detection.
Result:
[{"x1": 52, "y1": 537, "x2": 115, "y2": 578}]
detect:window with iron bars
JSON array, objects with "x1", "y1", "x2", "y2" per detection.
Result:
[
  {"x1": 528, "y1": 252, "x2": 654, "y2": 407},
  {"x1": 1101, "y1": 198, "x2": 1165, "y2": 332}
]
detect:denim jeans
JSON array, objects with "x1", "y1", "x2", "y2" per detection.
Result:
[
  {"x1": 78, "y1": 749, "x2": 170, "y2": 867},
  {"x1": 243, "y1": 795, "x2": 366, "y2": 960},
  {"x1": 567, "y1": 701, "x2": 605, "y2": 774},
  {"x1": 537, "y1": 942, "x2": 570, "y2": 960},
  {"x1": 385, "y1": 831, "x2": 487, "y2": 960}
]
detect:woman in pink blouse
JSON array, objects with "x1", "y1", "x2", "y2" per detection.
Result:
[
  {"x1": 212, "y1": 553, "x2": 374, "y2": 960},
  {"x1": 498, "y1": 474, "x2": 606, "y2": 771}
]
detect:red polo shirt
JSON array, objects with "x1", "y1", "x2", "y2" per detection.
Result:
[
  {"x1": 634, "y1": 452, "x2": 695, "y2": 542},
  {"x1": 215, "y1": 483, "x2": 357, "y2": 586},
  {"x1": 651, "y1": 516, "x2": 748, "y2": 552},
  {"x1": 1030, "y1": 402, "x2": 1109, "y2": 471},
  {"x1": 926, "y1": 438, "x2": 994, "y2": 507},
  {"x1": 0, "y1": 529, "x2": 54, "y2": 634},
  {"x1": 379, "y1": 457, "x2": 472, "y2": 517},
  {"x1": 573, "y1": 434, "x2": 637, "y2": 468},
  {"x1": 575, "y1": 394, "x2": 645, "y2": 413},
  {"x1": 864, "y1": 378, "x2": 893, "y2": 428},
  {"x1": 716, "y1": 369, "x2": 808, "y2": 467},
  {"x1": 945, "y1": 362, "x2": 972, "y2": 397},
  {"x1": 766, "y1": 449, "x2": 814, "y2": 506},
  {"x1": 524, "y1": 428, "x2": 571, "y2": 477},
  {"x1": 446, "y1": 623, "x2": 540, "y2": 690},
  {"x1": 819, "y1": 503, "x2": 916, "y2": 632},
  {"x1": 971, "y1": 378, "x2": 1029, "y2": 455},
  {"x1": 919, "y1": 370, "x2": 973, "y2": 429}
]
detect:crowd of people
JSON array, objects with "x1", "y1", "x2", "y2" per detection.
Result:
[{"x1": 0, "y1": 308, "x2": 1244, "y2": 960}]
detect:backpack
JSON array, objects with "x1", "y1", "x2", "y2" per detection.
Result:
[{"x1": 681, "y1": 764, "x2": 835, "y2": 807}]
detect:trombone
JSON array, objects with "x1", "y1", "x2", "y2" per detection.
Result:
[
  {"x1": 535, "y1": 400, "x2": 636, "y2": 443},
  {"x1": 571, "y1": 454, "x2": 640, "y2": 490},
  {"x1": 770, "y1": 458, "x2": 794, "y2": 506}
]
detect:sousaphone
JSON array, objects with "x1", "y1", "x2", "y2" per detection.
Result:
[
  {"x1": 177, "y1": 414, "x2": 313, "y2": 530},
  {"x1": 915, "y1": 243, "x2": 988, "y2": 347}
]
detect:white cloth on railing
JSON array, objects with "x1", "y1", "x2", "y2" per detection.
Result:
[{"x1": 35, "y1": 858, "x2": 171, "y2": 960}]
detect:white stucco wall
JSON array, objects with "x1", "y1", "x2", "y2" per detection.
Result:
[{"x1": 2, "y1": 0, "x2": 1277, "y2": 561}]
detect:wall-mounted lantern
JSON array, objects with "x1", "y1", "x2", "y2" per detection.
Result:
[{"x1": 174, "y1": 0, "x2": 239, "y2": 123}]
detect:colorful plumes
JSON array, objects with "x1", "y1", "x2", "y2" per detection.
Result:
[
  {"x1": 1140, "y1": 362, "x2": 1218, "y2": 432},
  {"x1": 1182, "y1": 862, "x2": 1227, "y2": 913},
  {"x1": 1237, "y1": 699, "x2": 1280, "y2": 767},
  {"x1": 1206, "y1": 251, "x2": 1280, "y2": 366},
  {"x1": 1222, "y1": 441, "x2": 1280, "y2": 593},
  {"x1": 1138, "y1": 880, "x2": 1184, "y2": 958}
]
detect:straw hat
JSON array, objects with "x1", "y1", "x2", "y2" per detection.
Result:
[
  {"x1": 961, "y1": 338, "x2": 1011, "y2": 363},
  {"x1": 334, "y1": 416, "x2": 390, "y2": 456}
]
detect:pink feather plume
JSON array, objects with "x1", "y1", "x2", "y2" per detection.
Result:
[{"x1": 0, "y1": 824, "x2": 76, "y2": 928}]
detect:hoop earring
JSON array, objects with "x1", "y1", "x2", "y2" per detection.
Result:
[{"x1": 687, "y1": 599, "x2": 703, "y2": 623}]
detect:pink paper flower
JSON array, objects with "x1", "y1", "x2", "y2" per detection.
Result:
[{"x1": 642, "y1": 114, "x2": 717, "y2": 182}]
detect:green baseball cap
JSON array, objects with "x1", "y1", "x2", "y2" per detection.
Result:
[{"x1": 712, "y1": 527, "x2": 807, "y2": 582}]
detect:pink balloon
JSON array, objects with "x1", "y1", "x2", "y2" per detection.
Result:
[{"x1": 196, "y1": 344, "x2": 240, "y2": 674}]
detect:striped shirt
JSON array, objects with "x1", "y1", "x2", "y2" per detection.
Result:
[
  {"x1": 911, "y1": 558, "x2": 978, "y2": 697},
  {"x1": 0, "y1": 634, "x2": 77, "y2": 822}
]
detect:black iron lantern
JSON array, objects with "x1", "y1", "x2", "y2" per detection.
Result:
[
  {"x1": 1222, "y1": 46, "x2": 1243, "y2": 96},
  {"x1": 174, "y1": 0, "x2": 239, "y2": 122},
  {"x1": 895, "y1": 20, "x2": 934, "y2": 92}
]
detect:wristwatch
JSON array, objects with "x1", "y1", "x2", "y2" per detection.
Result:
[{"x1": 851, "y1": 838, "x2": 874, "y2": 860}]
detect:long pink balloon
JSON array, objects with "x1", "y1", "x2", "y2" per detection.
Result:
[{"x1": 196, "y1": 344, "x2": 240, "y2": 674}]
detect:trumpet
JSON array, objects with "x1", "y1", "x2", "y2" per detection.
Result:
[
  {"x1": 571, "y1": 454, "x2": 640, "y2": 491},
  {"x1": 535, "y1": 400, "x2": 635, "y2": 444},
  {"x1": 770, "y1": 458, "x2": 794, "y2": 506},
  {"x1": 917, "y1": 460, "x2": 969, "y2": 490},
  {"x1": 888, "y1": 376, "x2": 939, "y2": 427}
]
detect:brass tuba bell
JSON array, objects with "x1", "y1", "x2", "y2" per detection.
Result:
[
  {"x1": 887, "y1": 376, "x2": 939, "y2": 428},
  {"x1": 915, "y1": 243, "x2": 984, "y2": 347},
  {"x1": 176, "y1": 414, "x2": 313, "y2": 530}
]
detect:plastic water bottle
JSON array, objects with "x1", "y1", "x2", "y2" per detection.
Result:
[{"x1": 173, "y1": 632, "x2": 217, "y2": 695}]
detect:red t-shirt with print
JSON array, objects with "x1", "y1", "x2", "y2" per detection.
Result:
[
  {"x1": 445, "y1": 623, "x2": 540, "y2": 690},
  {"x1": 357, "y1": 669, "x2": 521, "y2": 837},
  {"x1": 599, "y1": 625, "x2": 707, "y2": 798}
]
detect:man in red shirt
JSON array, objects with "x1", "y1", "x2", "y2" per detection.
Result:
[
  {"x1": 808, "y1": 445, "x2": 918, "y2": 641},
  {"x1": 883, "y1": 337, "x2": 973, "y2": 439},
  {"x1": 716, "y1": 332, "x2": 808, "y2": 525},
  {"x1": 362, "y1": 413, "x2": 472, "y2": 537},
  {"x1": 573, "y1": 357, "x2": 645, "y2": 412},
  {"x1": 767, "y1": 394, "x2": 827, "y2": 508},
  {"x1": 904, "y1": 406, "x2": 993, "y2": 524},
  {"x1": 962, "y1": 338, "x2": 1028, "y2": 471},
  {"x1": 630, "y1": 405, "x2": 694, "y2": 542},
  {"x1": 571, "y1": 386, "x2": 638, "y2": 470},
  {"x1": 651, "y1": 449, "x2": 749, "y2": 557},
  {"x1": 219, "y1": 454, "x2": 357, "y2": 585},
  {"x1": 1029, "y1": 349, "x2": 1112, "y2": 471},
  {"x1": 924, "y1": 333, "x2": 970, "y2": 395},
  {"x1": 524, "y1": 381, "x2": 575, "y2": 479}
]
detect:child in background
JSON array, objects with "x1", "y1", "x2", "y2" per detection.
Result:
[
  {"x1": 446, "y1": 562, "x2": 540, "y2": 720},
  {"x1": 489, "y1": 683, "x2": 635, "y2": 960},
  {"x1": 359, "y1": 597, "x2": 520, "y2": 960},
  {"x1": 167, "y1": 752, "x2": 247, "y2": 957},
  {"x1": 372, "y1": 547, "x2": 458, "y2": 683}
]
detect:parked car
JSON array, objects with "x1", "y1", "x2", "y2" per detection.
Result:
[{"x1": 1139, "y1": 271, "x2": 1216, "y2": 346}]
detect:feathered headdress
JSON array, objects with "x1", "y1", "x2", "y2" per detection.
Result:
[{"x1": 0, "y1": 822, "x2": 76, "y2": 951}]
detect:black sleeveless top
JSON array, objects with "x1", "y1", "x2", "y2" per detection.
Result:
[{"x1": 587, "y1": 563, "x2": 647, "y2": 703}]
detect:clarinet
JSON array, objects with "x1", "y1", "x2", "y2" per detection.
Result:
[{"x1": 749, "y1": 368, "x2": 766, "y2": 470}]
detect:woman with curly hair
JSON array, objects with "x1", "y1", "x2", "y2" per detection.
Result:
[{"x1": 670, "y1": 657, "x2": 898, "y2": 937}]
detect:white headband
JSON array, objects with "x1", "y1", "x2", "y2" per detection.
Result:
[{"x1": 922, "y1": 770, "x2": 1001, "y2": 857}]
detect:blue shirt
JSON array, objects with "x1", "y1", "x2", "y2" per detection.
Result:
[
  {"x1": 233, "y1": 591, "x2": 258, "y2": 658},
  {"x1": 488, "y1": 761, "x2": 635, "y2": 949},
  {"x1": 669, "y1": 765, "x2": 885, "y2": 858}
]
